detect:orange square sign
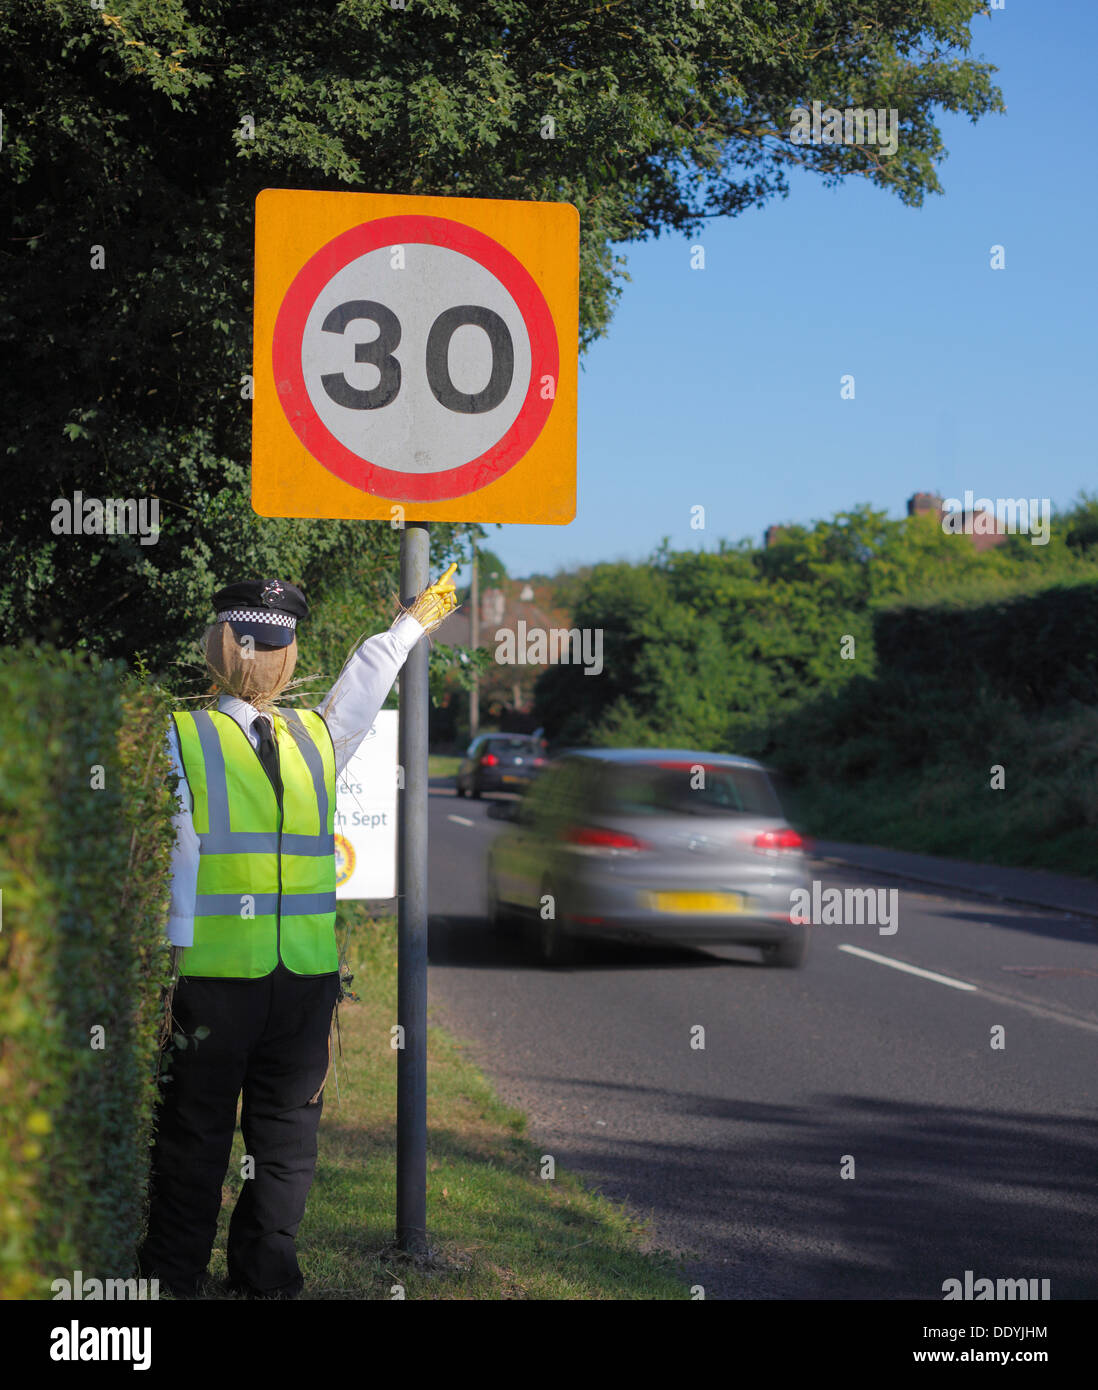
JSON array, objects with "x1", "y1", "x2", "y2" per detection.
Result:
[{"x1": 252, "y1": 189, "x2": 578, "y2": 523}]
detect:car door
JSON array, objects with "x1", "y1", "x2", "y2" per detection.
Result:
[
  {"x1": 494, "y1": 763, "x2": 562, "y2": 908},
  {"x1": 507, "y1": 757, "x2": 592, "y2": 912}
]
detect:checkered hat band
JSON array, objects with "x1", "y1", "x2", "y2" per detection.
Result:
[{"x1": 218, "y1": 608, "x2": 297, "y2": 629}]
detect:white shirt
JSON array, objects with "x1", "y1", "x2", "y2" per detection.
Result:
[{"x1": 165, "y1": 612, "x2": 425, "y2": 946}]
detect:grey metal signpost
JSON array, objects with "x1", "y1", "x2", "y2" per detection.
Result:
[
  {"x1": 396, "y1": 519, "x2": 430, "y2": 1256},
  {"x1": 255, "y1": 189, "x2": 576, "y2": 1265}
]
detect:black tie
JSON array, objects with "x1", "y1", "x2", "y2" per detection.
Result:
[{"x1": 255, "y1": 716, "x2": 283, "y2": 806}]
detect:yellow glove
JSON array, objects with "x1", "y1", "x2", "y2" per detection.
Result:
[{"x1": 406, "y1": 562, "x2": 459, "y2": 634}]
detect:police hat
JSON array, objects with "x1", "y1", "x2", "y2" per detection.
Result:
[{"x1": 211, "y1": 578, "x2": 309, "y2": 649}]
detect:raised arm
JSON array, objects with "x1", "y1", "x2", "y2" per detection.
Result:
[{"x1": 315, "y1": 563, "x2": 459, "y2": 776}]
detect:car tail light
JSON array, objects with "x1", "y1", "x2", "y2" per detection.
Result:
[
  {"x1": 564, "y1": 826, "x2": 648, "y2": 851},
  {"x1": 533, "y1": 757, "x2": 545, "y2": 767},
  {"x1": 480, "y1": 753, "x2": 499, "y2": 767},
  {"x1": 753, "y1": 828, "x2": 804, "y2": 851}
]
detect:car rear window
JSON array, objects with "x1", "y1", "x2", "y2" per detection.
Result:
[
  {"x1": 487, "y1": 737, "x2": 540, "y2": 752},
  {"x1": 596, "y1": 763, "x2": 783, "y2": 818}
]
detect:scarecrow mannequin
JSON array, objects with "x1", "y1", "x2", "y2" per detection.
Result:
[{"x1": 139, "y1": 567, "x2": 457, "y2": 1299}]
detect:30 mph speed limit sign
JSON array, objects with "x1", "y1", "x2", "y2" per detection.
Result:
[{"x1": 252, "y1": 190, "x2": 578, "y2": 523}]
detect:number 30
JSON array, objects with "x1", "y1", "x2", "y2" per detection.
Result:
[{"x1": 319, "y1": 300, "x2": 515, "y2": 415}]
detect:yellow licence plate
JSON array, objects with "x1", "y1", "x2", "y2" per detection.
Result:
[
  {"x1": 646, "y1": 891, "x2": 746, "y2": 914},
  {"x1": 502, "y1": 774, "x2": 526, "y2": 783}
]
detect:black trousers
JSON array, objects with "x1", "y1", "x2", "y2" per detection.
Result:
[{"x1": 139, "y1": 963, "x2": 340, "y2": 1297}]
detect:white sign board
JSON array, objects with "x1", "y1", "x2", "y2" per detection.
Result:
[{"x1": 334, "y1": 710, "x2": 398, "y2": 899}]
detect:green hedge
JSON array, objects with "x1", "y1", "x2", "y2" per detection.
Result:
[
  {"x1": 0, "y1": 645, "x2": 176, "y2": 1298},
  {"x1": 874, "y1": 580, "x2": 1098, "y2": 707},
  {"x1": 759, "y1": 583, "x2": 1098, "y2": 875}
]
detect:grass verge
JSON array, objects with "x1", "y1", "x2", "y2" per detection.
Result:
[{"x1": 206, "y1": 907, "x2": 690, "y2": 1299}]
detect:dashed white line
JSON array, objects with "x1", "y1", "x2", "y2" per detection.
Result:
[
  {"x1": 447, "y1": 814, "x2": 475, "y2": 827},
  {"x1": 838, "y1": 944, "x2": 978, "y2": 992},
  {"x1": 839, "y1": 943, "x2": 1098, "y2": 1033}
]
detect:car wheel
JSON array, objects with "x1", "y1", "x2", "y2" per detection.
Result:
[
  {"x1": 763, "y1": 931, "x2": 808, "y2": 969},
  {"x1": 471, "y1": 780, "x2": 482, "y2": 799},
  {"x1": 538, "y1": 880, "x2": 579, "y2": 967},
  {"x1": 455, "y1": 779, "x2": 466, "y2": 798}
]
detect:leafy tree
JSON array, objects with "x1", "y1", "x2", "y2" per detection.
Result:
[
  {"x1": 1062, "y1": 493, "x2": 1098, "y2": 559},
  {"x1": 536, "y1": 560, "x2": 731, "y2": 748},
  {"x1": 535, "y1": 498, "x2": 1098, "y2": 751},
  {"x1": 1, "y1": 1, "x2": 1003, "y2": 674},
  {"x1": 476, "y1": 547, "x2": 509, "y2": 587}
]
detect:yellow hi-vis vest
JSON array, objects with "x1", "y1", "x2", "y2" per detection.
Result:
[{"x1": 171, "y1": 707, "x2": 338, "y2": 978}]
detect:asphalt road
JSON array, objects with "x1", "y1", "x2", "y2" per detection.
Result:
[{"x1": 424, "y1": 779, "x2": 1098, "y2": 1300}]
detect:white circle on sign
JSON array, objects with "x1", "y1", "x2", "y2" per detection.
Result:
[{"x1": 300, "y1": 243, "x2": 532, "y2": 474}]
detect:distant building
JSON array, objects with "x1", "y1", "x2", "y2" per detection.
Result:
[
  {"x1": 433, "y1": 578, "x2": 574, "y2": 729},
  {"x1": 906, "y1": 492, "x2": 1008, "y2": 552},
  {"x1": 907, "y1": 491, "x2": 942, "y2": 519},
  {"x1": 763, "y1": 495, "x2": 1009, "y2": 551},
  {"x1": 480, "y1": 587, "x2": 506, "y2": 626}
]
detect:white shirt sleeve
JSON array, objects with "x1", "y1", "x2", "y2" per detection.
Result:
[
  {"x1": 165, "y1": 720, "x2": 199, "y2": 948},
  {"x1": 316, "y1": 612, "x2": 425, "y2": 776}
]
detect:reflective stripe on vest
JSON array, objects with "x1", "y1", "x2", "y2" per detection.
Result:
[{"x1": 172, "y1": 707, "x2": 338, "y2": 978}]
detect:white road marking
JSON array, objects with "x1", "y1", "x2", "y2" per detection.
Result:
[
  {"x1": 839, "y1": 944, "x2": 1098, "y2": 1034},
  {"x1": 838, "y1": 944, "x2": 978, "y2": 992},
  {"x1": 447, "y1": 814, "x2": 475, "y2": 827}
]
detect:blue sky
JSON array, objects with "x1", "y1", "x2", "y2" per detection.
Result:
[{"x1": 482, "y1": 3, "x2": 1097, "y2": 580}]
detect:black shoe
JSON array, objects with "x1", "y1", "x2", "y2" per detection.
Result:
[
  {"x1": 137, "y1": 1247, "x2": 212, "y2": 1300},
  {"x1": 224, "y1": 1275, "x2": 303, "y2": 1300},
  {"x1": 151, "y1": 1272, "x2": 214, "y2": 1300}
]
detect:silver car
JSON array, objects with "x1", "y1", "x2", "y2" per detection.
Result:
[{"x1": 486, "y1": 749, "x2": 812, "y2": 967}]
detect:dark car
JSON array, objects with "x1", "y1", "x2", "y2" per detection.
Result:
[
  {"x1": 486, "y1": 748, "x2": 812, "y2": 967},
  {"x1": 456, "y1": 734, "x2": 546, "y2": 798}
]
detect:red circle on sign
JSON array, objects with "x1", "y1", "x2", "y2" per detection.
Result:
[{"x1": 272, "y1": 215, "x2": 559, "y2": 502}]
